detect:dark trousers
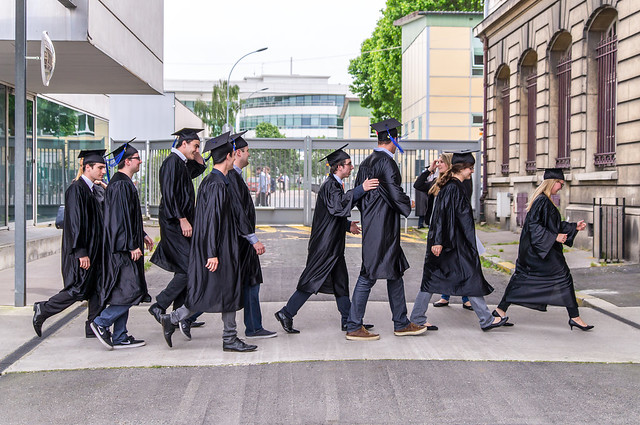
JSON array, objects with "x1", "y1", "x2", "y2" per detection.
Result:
[
  {"x1": 282, "y1": 289, "x2": 351, "y2": 326},
  {"x1": 243, "y1": 283, "x2": 263, "y2": 335},
  {"x1": 155, "y1": 272, "x2": 188, "y2": 310},
  {"x1": 497, "y1": 299, "x2": 579, "y2": 319},
  {"x1": 417, "y1": 215, "x2": 425, "y2": 228},
  {"x1": 40, "y1": 289, "x2": 102, "y2": 336},
  {"x1": 346, "y1": 274, "x2": 410, "y2": 332},
  {"x1": 257, "y1": 192, "x2": 267, "y2": 206}
]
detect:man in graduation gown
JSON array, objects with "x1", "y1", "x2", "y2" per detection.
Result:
[
  {"x1": 227, "y1": 131, "x2": 276, "y2": 339},
  {"x1": 345, "y1": 119, "x2": 427, "y2": 340},
  {"x1": 149, "y1": 128, "x2": 207, "y2": 335},
  {"x1": 274, "y1": 146, "x2": 379, "y2": 334},
  {"x1": 32, "y1": 150, "x2": 107, "y2": 338},
  {"x1": 90, "y1": 142, "x2": 154, "y2": 350},
  {"x1": 159, "y1": 132, "x2": 257, "y2": 352}
]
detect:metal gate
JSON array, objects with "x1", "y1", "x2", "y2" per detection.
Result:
[
  {"x1": 593, "y1": 197, "x2": 625, "y2": 262},
  {"x1": 118, "y1": 137, "x2": 481, "y2": 226}
]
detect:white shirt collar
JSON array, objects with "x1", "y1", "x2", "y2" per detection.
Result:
[
  {"x1": 80, "y1": 174, "x2": 94, "y2": 191},
  {"x1": 171, "y1": 147, "x2": 187, "y2": 163},
  {"x1": 374, "y1": 147, "x2": 394, "y2": 158},
  {"x1": 332, "y1": 174, "x2": 343, "y2": 186},
  {"x1": 233, "y1": 164, "x2": 243, "y2": 174}
]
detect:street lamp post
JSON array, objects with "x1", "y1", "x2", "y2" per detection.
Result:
[
  {"x1": 224, "y1": 47, "x2": 268, "y2": 132},
  {"x1": 240, "y1": 87, "x2": 268, "y2": 132}
]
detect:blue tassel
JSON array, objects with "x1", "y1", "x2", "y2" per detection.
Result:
[{"x1": 387, "y1": 130, "x2": 404, "y2": 154}]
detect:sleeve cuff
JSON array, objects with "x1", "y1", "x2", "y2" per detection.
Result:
[{"x1": 243, "y1": 233, "x2": 259, "y2": 244}]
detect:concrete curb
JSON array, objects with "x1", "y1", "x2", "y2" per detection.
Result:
[{"x1": 480, "y1": 254, "x2": 515, "y2": 274}]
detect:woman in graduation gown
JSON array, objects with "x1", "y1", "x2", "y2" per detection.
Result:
[
  {"x1": 410, "y1": 152, "x2": 509, "y2": 331},
  {"x1": 493, "y1": 168, "x2": 592, "y2": 331}
]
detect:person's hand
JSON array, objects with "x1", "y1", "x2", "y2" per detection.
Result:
[
  {"x1": 576, "y1": 220, "x2": 587, "y2": 231},
  {"x1": 205, "y1": 257, "x2": 219, "y2": 272},
  {"x1": 428, "y1": 159, "x2": 438, "y2": 173},
  {"x1": 362, "y1": 178, "x2": 379, "y2": 191},
  {"x1": 253, "y1": 241, "x2": 266, "y2": 255},
  {"x1": 144, "y1": 235, "x2": 154, "y2": 251},
  {"x1": 431, "y1": 245, "x2": 443, "y2": 256},
  {"x1": 94, "y1": 180, "x2": 107, "y2": 188},
  {"x1": 350, "y1": 221, "x2": 361, "y2": 235},
  {"x1": 193, "y1": 150, "x2": 205, "y2": 164},
  {"x1": 179, "y1": 218, "x2": 193, "y2": 238},
  {"x1": 78, "y1": 256, "x2": 90, "y2": 270},
  {"x1": 130, "y1": 248, "x2": 142, "y2": 261},
  {"x1": 556, "y1": 233, "x2": 568, "y2": 243}
]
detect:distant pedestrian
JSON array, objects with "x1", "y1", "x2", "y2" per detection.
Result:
[
  {"x1": 410, "y1": 151, "x2": 509, "y2": 332},
  {"x1": 257, "y1": 166, "x2": 268, "y2": 206},
  {"x1": 275, "y1": 145, "x2": 378, "y2": 334},
  {"x1": 493, "y1": 168, "x2": 593, "y2": 331},
  {"x1": 33, "y1": 150, "x2": 107, "y2": 339},
  {"x1": 91, "y1": 141, "x2": 154, "y2": 350}
]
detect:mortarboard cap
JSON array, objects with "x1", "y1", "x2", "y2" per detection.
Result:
[
  {"x1": 230, "y1": 130, "x2": 248, "y2": 150},
  {"x1": 172, "y1": 128, "x2": 203, "y2": 143},
  {"x1": 203, "y1": 132, "x2": 233, "y2": 163},
  {"x1": 78, "y1": 149, "x2": 106, "y2": 164},
  {"x1": 371, "y1": 118, "x2": 401, "y2": 142},
  {"x1": 318, "y1": 144, "x2": 350, "y2": 166},
  {"x1": 543, "y1": 168, "x2": 565, "y2": 180},
  {"x1": 108, "y1": 138, "x2": 138, "y2": 165},
  {"x1": 447, "y1": 149, "x2": 479, "y2": 166}
]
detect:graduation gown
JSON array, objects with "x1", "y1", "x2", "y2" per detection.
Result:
[
  {"x1": 421, "y1": 178, "x2": 493, "y2": 297},
  {"x1": 60, "y1": 179, "x2": 103, "y2": 299},
  {"x1": 100, "y1": 172, "x2": 149, "y2": 306},
  {"x1": 228, "y1": 167, "x2": 263, "y2": 287},
  {"x1": 354, "y1": 150, "x2": 411, "y2": 280},
  {"x1": 502, "y1": 195, "x2": 579, "y2": 311},
  {"x1": 413, "y1": 169, "x2": 434, "y2": 219},
  {"x1": 150, "y1": 153, "x2": 206, "y2": 274},
  {"x1": 297, "y1": 175, "x2": 363, "y2": 296},
  {"x1": 185, "y1": 170, "x2": 242, "y2": 313}
]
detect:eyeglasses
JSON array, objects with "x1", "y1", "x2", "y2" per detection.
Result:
[
  {"x1": 557, "y1": 181, "x2": 565, "y2": 188},
  {"x1": 129, "y1": 156, "x2": 141, "y2": 161}
]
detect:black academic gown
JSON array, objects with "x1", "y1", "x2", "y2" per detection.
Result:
[
  {"x1": 297, "y1": 175, "x2": 363, "y2": 296},
  {"x1": 354, "y1": 150, "x2": 411, "y2": 280},
  {"x1": 100, "y1": 172, "x2": 149, "y2": 306},
  {"x1": 228, "y1": 167, "x2": 263, "y2": 287},
  {"x1": 185, "y1": 170, "x2": 242, "y2": 313},
  {"x1": 502, "y1": 195, "x2": 579, "y2": 311},
  {"x1": 414, "y1": 169, "x2": 434, "y2": 219},
  {"x1": 60, "y1": 179, "x2": 103, "y2": 299},
  {"x1": 150, "y1": 153, "x2": 206, "y2": 274},
  {"x1": 421, "y1": 178, "x2": 493, "y2": 297}
]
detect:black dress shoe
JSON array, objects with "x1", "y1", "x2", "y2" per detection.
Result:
[
  {"x1": 462, "y1": 303, "x2": 474, "y2": 311},
  {"x1": 492, "y1": 309, "x2": 514, "y2": 326},
  {"x1": 33, "y1": 302, "x2": 45, "y2": 337},
  {"x1": 148, "y1": 303, "x2": 165, "y2": 324},
  {"x1": 569, "y1": 319, "x2": 594, "y2": 331},
  {"x1": 274, "y1": 310, "x2": 300, "y2": 334},
  {"x1": 426, "y1": 325, "x2": 438, "y2": 331},
  {"x1": 179, "y1": 320, "x2": 192, "y2": 340},
  {"x1": 223, "y1": 337, "x2": 257, "y2": 352},
  {"x1": 342, "y1": 323, "x2": 374, "y2": 331},
  {"x1": 433, "y1": 301, "x2": 449, "y2": 307},
  {"x1": 190, "y1": 321, "x2": 205, "y2": 328},
  {"x1": 160, "y1": 314, "x2": 175, "y2": 348},
  {"x1": 482, "y1": 316, "x2": 509, "y2": 331}
]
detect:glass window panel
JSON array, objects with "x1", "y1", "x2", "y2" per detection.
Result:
[{"x1": 0, "y1": 85, "x2": 5, "y2": 226}]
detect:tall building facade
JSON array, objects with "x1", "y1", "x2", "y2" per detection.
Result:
[
  {"x1": 395, "y1": 11, "x2": 484, "y2": 142},
  {"x1": 475, "y1": 0, "x2": 640, "y2": 261}
]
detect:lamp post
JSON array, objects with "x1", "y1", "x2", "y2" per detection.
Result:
[
  {"x1": 224, "y1": 47, "x2": 268, "y2": 132},
  {"x1": 240, "y1": 87, "x2": 268, "y2": 132}
]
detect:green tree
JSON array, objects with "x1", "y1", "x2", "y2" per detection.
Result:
[
  {"x1": 193, "y1": 79, "x2": 240, "y2": 135},
  {"x1": 255, "y1": 122, "x2": 286, "y2": 138},
  {"x1": 349, "y1": 0, "x2": 483, "y2": 122}
]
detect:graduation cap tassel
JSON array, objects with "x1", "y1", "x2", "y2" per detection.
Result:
[
  {"x1": 104, "y1": 143, "x2": 128, "y2": 182},
  {"x1": 387, "y1": 130, "x2": 404, "y2": 154},
  {"x1": 171, "y1": 137, "x2": 178, "y2": 148}
]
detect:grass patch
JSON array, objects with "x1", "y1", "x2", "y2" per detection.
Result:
[
  {"x1": 493, "y1": 241, "x2": 519, "y2": 245},
  {"x1": 499, "y1": 248, "x2": 504, "y2": 252},
  {"x1": 475, "y1": 222, "x2": 499, "y2": 232},
  {"x1": 144, "y1": 260, "x2": 153, "y2": 272}
]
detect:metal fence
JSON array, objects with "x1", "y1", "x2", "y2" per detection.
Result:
[
  {"x1": 593, "y1": 197, "x2": 625, "y2": 262},
  {"x1": 121, "y1": 137, "x2": 481, "y2": 226}
]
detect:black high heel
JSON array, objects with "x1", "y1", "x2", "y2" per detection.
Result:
[
  {"x1": 492, "y1": 309, "x2": 514, "y2": 326},
  {"x1": 568, "y1": 319, "x2": 594, "y2": 331}
]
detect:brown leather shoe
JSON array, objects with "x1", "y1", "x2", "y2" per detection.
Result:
[
  {"x1": 345, "y1": 326, "x2": 380, "y2": 341},
  {"x1": 394, "y1": 322, "x2": 427, "y2": 336}
]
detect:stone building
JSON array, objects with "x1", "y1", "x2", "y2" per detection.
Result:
[{"x1": 475, "y1": 0, "x2": 640, "y2": 262}]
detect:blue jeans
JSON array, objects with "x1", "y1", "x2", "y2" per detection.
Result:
[
  {"x1": 244, "y1": 283, "x2": 263, "y2": 335},
  {"x1": 283, "y1": 290, "x2": 351, "y2": 326},
  {"x1": 440, "y1": 294, "x2": 470, "y2": 303},
  {"x1": 94, "y1": 305, "x2": 130, "y2": 344},
  {"x1": 346, "y1": 274, "x2": 410, "y2": 332}
]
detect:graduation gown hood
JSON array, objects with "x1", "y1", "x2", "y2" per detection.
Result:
[
  {"x1": 297, "y1": 175, "x2": 361, "y2": 296},
  {"x1": 502, "y1": 195, "x2": 579, "y2": 310},
  {"x1": 100, "y1": 172, "x2": 149, "y2": 306},
  {"x1": 421, "y1": 178, "x2": 493, "y2": 297},
  {"x1": 60, "y1": 179, "x2": 103, "y2": 299},
  {"x1": 355, "y1": 150, "x2": 411, "y2": 280},
  {"x1": 228, "y1": 167, "x2": 263, "y2": 287},
  {"x1": 185, "y1": 170, "x2": 242, "y2": 313},
  {"x1": 150, "y1": 153, "x2": 206, "y2": 274}
]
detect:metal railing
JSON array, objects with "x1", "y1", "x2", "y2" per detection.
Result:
[
  {"x1": 501, "y1": 86, "x2": 510, "y2": 175},
  {"x1": 124, "y1": 137, "x2": 482, "y2": 226},
  {"x1": 593, "y1": 197, "x2": 625, "y2": 262},
  {"x1": 526, "y1": 73, "x2": 538, "y2": 174},
  {"x1": 556, "y1": 53, "x2": 571, "y2": 169},
  {"x1": 595, "y1": 34, "x2": 617, "y2": 167}
]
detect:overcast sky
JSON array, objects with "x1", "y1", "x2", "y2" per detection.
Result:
[{"x1": 163, "y1": 0, "x2": 388, "y2": 85}]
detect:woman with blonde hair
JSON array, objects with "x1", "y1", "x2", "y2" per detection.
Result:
[{"x1": 493, "y1": 168, "x2": 592, "y2": 330}]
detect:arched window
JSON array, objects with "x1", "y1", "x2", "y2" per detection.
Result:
[
  {"x1": 595, "y1": 22, "x2": 617, "y2": 166},
  {"x1": 496, "y1": 65, "x2": 510, "y2": 175},
  {"x1": 549, "y1": 31, "x2": 572, "y2": 169},
  {"x1": 519, "y1": 50, "x2": 537, "y2": 174}
]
